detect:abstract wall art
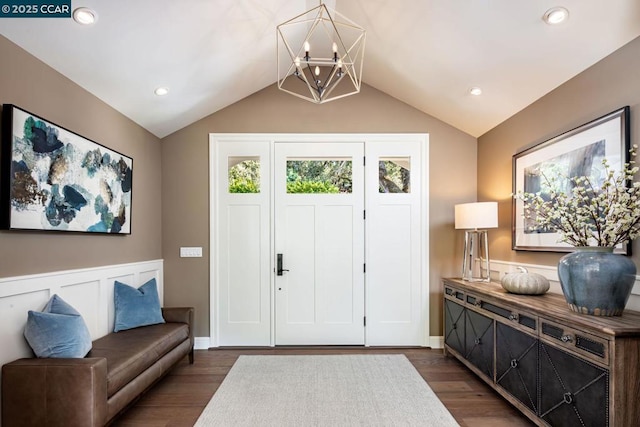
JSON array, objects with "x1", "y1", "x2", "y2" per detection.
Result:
[{"x1": 1, "y1": 104, "x2": 132, "y2": 234}]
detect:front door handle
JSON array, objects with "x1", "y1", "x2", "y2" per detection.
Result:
[{"x1": 277, "y1": 253, "x2": 289, "y2": 276}]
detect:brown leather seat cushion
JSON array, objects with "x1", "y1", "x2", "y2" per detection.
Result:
[{"x1": 87, "y1": 323, "x2": 189, "y2": 397}]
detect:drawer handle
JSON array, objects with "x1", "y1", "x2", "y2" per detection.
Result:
[
  {"x1": 561, "y1": 334, "x2": 574, "y2": 343},
  {"x1": 563, "y1": 392, "x2": 574, "y2": 405},
  {"x1": 474, "y1": 338, "x2": 481, "y2": 345},
  {"x1": 474, "y1": 300, "x2": 482, "y2": 307},
  {"x1": 508, "y1": 313, "x2": 519, "y2": 322},
  {"x1": 510, "y1": 359, "x2": 518, "y2": 369}
]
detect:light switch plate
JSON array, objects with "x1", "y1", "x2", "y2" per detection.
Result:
[{"x1": 180, "y1": 247, "x2": 202, "y2": 257}]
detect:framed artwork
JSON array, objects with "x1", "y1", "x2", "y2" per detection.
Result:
[
  {"x1": 512, "y1": 106, "x2": 630, "y2": 253},
  {"x1": 1, "y1": 104, "x2": 133, "y2": 234}
]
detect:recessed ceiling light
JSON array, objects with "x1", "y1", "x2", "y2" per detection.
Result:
[
  {"x1": 154, "y1": 87, "x2": 170, "y2": 96},
  {"x1": 543, "y1": 7, "x2": 569, "y2": 25},
  {"x1": 469, "y1": 87, "x2": 482, "y2": 96},
  {"x1": 72, "y1": 7, "x2": 97, "y2": 25}
]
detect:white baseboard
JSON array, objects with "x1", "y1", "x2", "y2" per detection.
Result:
[
  {"x1": 196, "y1": 337, "x2": 441, "y2": 350},
  {"x1": 428, "y1": 336, "x2": 444, "y2": 349},
  {"x1": 194, "y1": 337, "x2": 211, "y2": 350}
]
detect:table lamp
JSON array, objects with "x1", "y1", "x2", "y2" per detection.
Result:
[{"x1": 454, "y1": 202, "x2": 498, "y2": 282}]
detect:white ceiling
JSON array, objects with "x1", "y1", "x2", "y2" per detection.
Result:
[{"x1": 1, "y1": 0, "x2": 640, "y2": 138}]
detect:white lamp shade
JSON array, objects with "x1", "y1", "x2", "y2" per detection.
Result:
[{"x1": 455, "y1": 202, "x2": 498, "y2": 229}]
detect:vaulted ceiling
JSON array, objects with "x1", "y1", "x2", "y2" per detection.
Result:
[{"x1": 2, "y1": 0, "x2": 639, "y2": 138}]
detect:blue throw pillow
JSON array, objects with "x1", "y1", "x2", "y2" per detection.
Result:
[
  {"x1": 113, "y1": 278, "x2": 165, "y2": 332},
  {"x1": 24, "y1": 294, "x2": 92, "y2": 358}
]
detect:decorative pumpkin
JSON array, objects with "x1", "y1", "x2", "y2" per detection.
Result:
[{"x1": 501, "y1": 266, "x2": 550, "y2": 295}]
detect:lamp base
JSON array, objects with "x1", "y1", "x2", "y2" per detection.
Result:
[{"x1": 461, "y1": 229, "x2": 490, "y2": 282}]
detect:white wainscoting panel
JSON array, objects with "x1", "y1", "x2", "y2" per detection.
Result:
[
  {"x1": 490, "y1": 259, "x2": 640, "y2": 312},
  {"x1": 0, "y1": 260, "x2": 163, "y2": 370}
]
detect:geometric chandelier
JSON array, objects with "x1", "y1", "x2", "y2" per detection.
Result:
[{"x1": 277, "y1": 2, "x2": 366, "y2": 104}]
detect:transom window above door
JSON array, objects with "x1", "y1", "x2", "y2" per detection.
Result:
[{"x1": 286, "y1": 158, "x2": 353, "y2": 194}]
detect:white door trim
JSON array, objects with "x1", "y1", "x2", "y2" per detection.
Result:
[{"x1": 209, "y1": 133, "x2": 429, "y2": 347}]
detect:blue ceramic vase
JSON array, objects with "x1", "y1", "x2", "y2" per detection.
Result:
[{"x1": 557, "y1": 247, "x2": 636, "y2": 316}]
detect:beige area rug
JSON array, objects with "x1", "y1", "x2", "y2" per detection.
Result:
[{"x1": 194, "y1": 354, "x2": 460, "y2": 426}]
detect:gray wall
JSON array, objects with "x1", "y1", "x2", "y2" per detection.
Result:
[
  {"x1": 161, "y1": 84, "x2": 478, "y2": 337},
  {"x1": 478, "y1": 36, "x2": 640, "y2": 268},
  {"x1": 0, "y1": 36, "x2": 163, "y2": 276}
]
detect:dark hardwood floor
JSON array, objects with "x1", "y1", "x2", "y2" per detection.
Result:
[{"x1": 113, "y1": 348, "x2": 534, "y2": 427}]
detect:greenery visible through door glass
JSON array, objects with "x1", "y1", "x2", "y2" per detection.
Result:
[
  {"x1": 229, "y1": 157, "x2": 260, "y2": 193},
  {"x1": 286, "y1": 160, "x2": 352, "y2": 193},
  {"x1": 379, "y1": 158, "x2": 410, "y2": 193}
]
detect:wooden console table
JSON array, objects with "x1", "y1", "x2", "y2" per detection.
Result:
[{"x1": 443, "y1": 278, "x2": 640, "y2": 427}]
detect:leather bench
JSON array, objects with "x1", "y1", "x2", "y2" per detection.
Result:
[{"x1": 2, "y1": 307, "x2": 194, "y2": 427}]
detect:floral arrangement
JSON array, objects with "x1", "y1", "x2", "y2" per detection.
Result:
[{"x1": 516, "y1": 145, "x2": 640, "y2": 247}]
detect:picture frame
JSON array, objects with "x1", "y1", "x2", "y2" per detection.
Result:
[
  {"x1": 1, "y1": 104, "x2": 133, "y2": 234},
  {"x1": 512, "y1": 106, "x2": 630, "y2": 253}
]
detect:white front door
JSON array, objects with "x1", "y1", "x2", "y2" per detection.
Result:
[{"x1": 274, "y1": 142, "x2": 365, "y2": 345}]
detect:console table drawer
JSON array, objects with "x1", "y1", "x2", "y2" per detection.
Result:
[
  {"x1": 540, "y1": 318, "x2": 609, "y2": 366},
  {"x1": 444, "y1": 285, "x2": 465, "y2": 302},
  {"x1": 465, "y1": 292, "x2": 538, "y2": 332}
]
